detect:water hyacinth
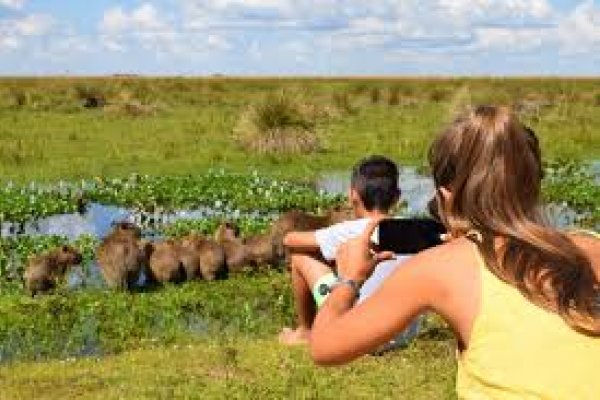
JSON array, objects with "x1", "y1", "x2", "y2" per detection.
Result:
[
  {"x1": 543, "y1": 161, "x2": 600, "y2": 228},
  {"x1": 0, "y1": 172, "x2": 343, "y2": 225}
]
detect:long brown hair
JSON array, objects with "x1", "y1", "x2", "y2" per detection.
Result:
[{"x1": 429, "y1": 105, "x2": 599, "y2": 335}]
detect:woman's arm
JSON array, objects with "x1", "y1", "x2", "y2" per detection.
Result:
[
  {"x1": 309, "y1": 219, "x2": 446, "y2": 366},
  {"x1": 310, "y1": 255, "x2": 438, "y2": 365}
]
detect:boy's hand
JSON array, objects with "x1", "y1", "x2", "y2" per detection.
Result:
[{"x1": 335, "y1": 218, "x2": 395, "y2": 283}]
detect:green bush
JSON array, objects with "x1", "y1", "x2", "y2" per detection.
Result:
[{"x1": 234, "y1": 91, "x2": 320, "y2": 154}]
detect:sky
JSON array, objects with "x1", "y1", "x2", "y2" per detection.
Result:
[{"x1": 0, "y1": 0, "x2": 599, "y2": 76}]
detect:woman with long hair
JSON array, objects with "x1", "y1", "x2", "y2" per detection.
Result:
[{"x1": 309, "y1": 106, "x2": 600, "y2": 399}]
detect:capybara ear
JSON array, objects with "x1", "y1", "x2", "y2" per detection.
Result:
[{"x1": 62, "y1": 245, "x2": 69, "y2": 253}]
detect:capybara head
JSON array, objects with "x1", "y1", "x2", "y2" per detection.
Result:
[
  {"x1": 55, "y1": 245, "x2": 83, "y2": 266},
  {"x1": 215, "y1": 221, "x2": 240, "y2": 241},
  {"x1": 326, "y1": 204, "x2": 354, "y2": 224},
  {"x1": 180, "y1": 234, "x2": 203, "y2": 249},
  {"x1": 110, "y1": 221, "x2": 142, "y2": 238}
]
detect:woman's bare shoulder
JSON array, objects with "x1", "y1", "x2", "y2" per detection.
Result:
[
  {"x1": 394, "y1": 237, "x2": 480, "y2": 298},
  {"x1": 407, "y1": 237, "x2": 477, "y2": 272}
]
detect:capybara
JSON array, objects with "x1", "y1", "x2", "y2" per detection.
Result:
[
  {"x1": 180, "y1": 234, "x2": 227, "y2": 280},
  {"x1": 269, "y1": 206, "x2": 354, "y2": 260},
  {"x1": 147, "y1": 239, "x2": 188, "y2": 284},
  {"x1": 214, "y1": 222, "x2": 280, "y2": 272},
  {"x1": 244, "y1": 232, "x2": 278, "y2": 268},
  {"x1": 23, "y1": 245, "x2": 83, "y2": 296},
  {"x1": 96, "y1": 222, "x2": 151, "y2": 290},
  {"x1": 214, "y1": 222, "x2": 249, "y2": 273}
]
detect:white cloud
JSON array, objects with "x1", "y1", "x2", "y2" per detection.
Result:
[
  {"x1": 0, "y1": 13, "x2": 55, "y2": 52},
  {"x1": 473, "y1": 27, "x2": 551, "y2": 52},
  {"x1": 557, "y1": 0, "x2": 600, "y2": 54},
  {"x1": 99, "y1": 3, "x2": 233, "y2": 58},
  {"x1": 0, "y1": 35, "x2": 20, "y2": 51},
  {"x1": 0, "y1": 0, "x2": 25, "y2": 10},
  {"x1": 248, "y1": 40, "x2": 263, "y2": 60},
  {"x1": 12, "y1": 14, "x2": 54, "y2": 36},
  {"x1": 207, "y1": 34, "x2": 232, "y2": 50},
  {"x1": 101, "y1": 3, "x2": 167, "y2": 33},
  {"x1": 2, "y1": 0, "x2": 600, "y2": 75}
]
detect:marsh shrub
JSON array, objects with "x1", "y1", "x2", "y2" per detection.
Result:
[
  {"x1": 8, "y1": 89, "x2": 27, "y2": 107},
  {"x1": 430, "y1": 89, "x2": 449, "y2": 103},
  {"x1": 74, "y1": 84, "x2": 106, "y2": 108},
  {"x1": 234, "y1": 92, "x2": 320, "y2": 154},
  {"x1": 370, "y1": 87, "x2": 381, "y2": 104},
  {"x1": 388, "y1": 87, "x2": 401, "y2": 106},
  {"x1": 332, "y1": 92, "x2": 357, "y2": 114}
]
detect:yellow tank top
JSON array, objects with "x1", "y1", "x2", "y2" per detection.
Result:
[{"x1": 457, "y1": 234, "x2": 600, "y2": 400}]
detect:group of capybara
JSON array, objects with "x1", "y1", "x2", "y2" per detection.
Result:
[{"x1": 23, "y1": 207, "x2": 352, "y2": 296}]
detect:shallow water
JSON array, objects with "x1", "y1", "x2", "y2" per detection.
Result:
[
  {"x1": 316, "y1": 168, "x2": 592, "y2": 230},
  {"x1": 1, "y1": 203, "x2": 268, "y2": 240},
  {"x1": 591, "y1": 160, "x2": 600, "y2": 184},
  {"x1": 3, "y1": 166, "x2": 598, "y2": 289},
  {"x1": 317, "y1": 167, "x2": 435, "y2": 216}
]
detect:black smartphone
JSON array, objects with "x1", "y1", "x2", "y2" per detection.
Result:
[{"x1": 371, "y1": 218, "x2": 446, "y2": 254}]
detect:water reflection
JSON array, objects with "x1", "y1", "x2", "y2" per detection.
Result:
[
  {"x1": 317, "y1": 167, "x2": 435, "y2": 216},
  {"x1": 316, "y1": 169, "x2": 590, "y2": 229},
  {"x1": 1, "y1": 203, "x2": 268, "y2": 240}
]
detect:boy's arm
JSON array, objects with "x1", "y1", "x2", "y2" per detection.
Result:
[{"x1": 283, "y1": 231, "x2": 319, "y2": 251}]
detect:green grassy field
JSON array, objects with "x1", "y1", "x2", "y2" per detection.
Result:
[
  {"x1": 0, "y1": 273, "x2": 457, "y2": 399},
  {"x1": 0, "y1": 77, "x2": 598, "y2": 399},
  {"x1": 0, "y1": 337, "x2": 456, "y2": 400},
  {"x1": 1, "y1": 77, "x2": 599, "y2": 182}
]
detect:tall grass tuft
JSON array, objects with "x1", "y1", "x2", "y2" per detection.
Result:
[
  {"x1": 233, "y1": 91, "x2": 319, "y2": 154},
  {"x1": 370, "y1": 87, "x2": 381, "y2": 104},
  {"x1": 332, "y1": 91, "x2": 357, "y2": 115},
  {"x1": 74, "y1": 84, "x2": 106, "y2": 108},
  {"x1": 388, "y1": 86, "x2": 401, "y2": 106},
  {"x1": 8, "y1": 89, "x2": 27, "y2": 107}
]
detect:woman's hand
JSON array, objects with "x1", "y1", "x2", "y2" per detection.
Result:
[{"x1": 335, "y1": 218, "x2": 395, "y2": 282}]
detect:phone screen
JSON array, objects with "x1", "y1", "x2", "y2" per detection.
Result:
[{"x1": 372, "y1": 218, "x2": 446, "y2": 254}]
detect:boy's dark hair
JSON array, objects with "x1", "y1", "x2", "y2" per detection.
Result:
[{"x1": 351, "y1": 155, "x2": 400, "y2": 212}]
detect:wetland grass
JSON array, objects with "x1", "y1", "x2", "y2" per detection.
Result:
[
  {"x1": 0, "y1": 77, "x2": 598, "y2": 182},
  {"x1": 0, "y1": 77, "x2": 597, "y2": 399}
]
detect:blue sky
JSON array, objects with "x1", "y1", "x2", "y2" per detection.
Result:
[{"x1": 0, "y1": 0, "x2": 599, "y2": 75}]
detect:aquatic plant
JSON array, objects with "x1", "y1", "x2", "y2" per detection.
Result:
[
  {"x1": 0, "y1": 172, "x2": 343, "y2": 225},
  {"x1": 543, "y1": 161, "x2": 600, "y2": 227},
  {"x1": 0, "y1": 181, "x2": 82, "y2": 224},
  {"x1": 0, "y1": 272, "x2": 293, "y2": 362}
]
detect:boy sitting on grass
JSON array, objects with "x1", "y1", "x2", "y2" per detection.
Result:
[{"x1": 278, "y1": 155, "x2": 421, "y2": 346}]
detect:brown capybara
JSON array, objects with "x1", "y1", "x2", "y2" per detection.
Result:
[
  {"x1": 146, "y1": 240, "x2": 188, "y2": 284},
  {"x1": 244, "y1": 232, "x2": 278, "y2": 268},
  {"x1": 96, "y1": 222, "x2": 151, "y2": 290},
  {"x1": 214, "y1": 222, "x2": 280, "y2": 272},
  {"x1": 214, "y1": 222, "x2": 249, "y2": 273},
  {"x1": 180, "y1": 234, "x2": 227, "y2": 280},
  {"x1": 23, "y1": 245, "x2": 83, "y2": 296},
  {"x1": 269, "y1": 206, "x2": 354, "y2": 261}
]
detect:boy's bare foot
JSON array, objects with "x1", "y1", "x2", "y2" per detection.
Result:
[{"x1": 278, "y1": 327, "x2": 310, "y2": 345}]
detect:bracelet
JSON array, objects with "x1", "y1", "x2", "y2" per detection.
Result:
[{"x1": 329, "y1": 277, "x2": 362, "y2": 297}]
